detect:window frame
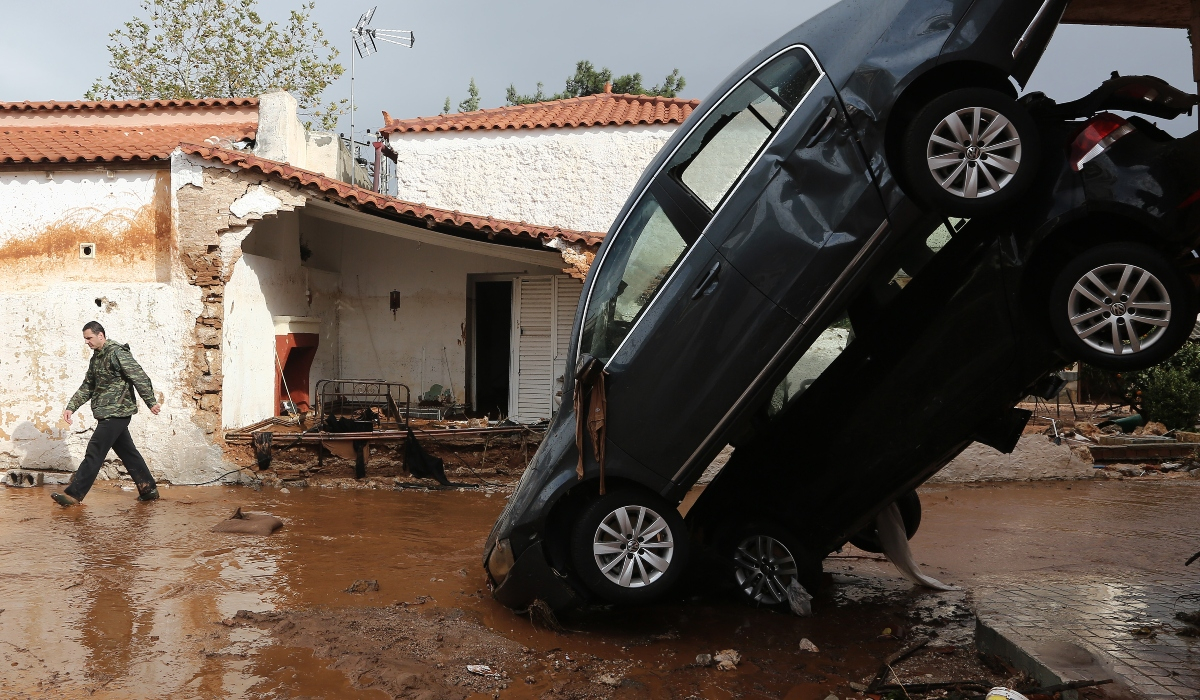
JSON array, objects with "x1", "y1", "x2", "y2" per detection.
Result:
[{"x1": 575, "y1": 44, "x2": 827, "y2": 366}]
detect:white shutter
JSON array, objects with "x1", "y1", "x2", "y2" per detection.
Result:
[
  {"x1": 551, "y1": 276, "x2": 584, "y2": 412},
  {"x1": 509, "y1": 277, "x2": 554, "y2": 422}
]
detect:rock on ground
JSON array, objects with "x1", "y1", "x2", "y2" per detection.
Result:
[{"x1": 930, "y1": 435, "x2": 1096, "y2": 483}]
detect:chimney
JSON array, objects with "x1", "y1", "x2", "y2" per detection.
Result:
[{"x1": 603, "y1": 81, "x2": 612, "y2": 94}]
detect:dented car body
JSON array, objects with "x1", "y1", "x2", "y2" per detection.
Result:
[{"x1": 485, "y1": 0, "x2": 1200, "y2": 610}]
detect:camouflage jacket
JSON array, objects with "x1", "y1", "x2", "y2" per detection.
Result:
[{"x1": 66, "y1": 340, "x2": 157, "y2": 419}]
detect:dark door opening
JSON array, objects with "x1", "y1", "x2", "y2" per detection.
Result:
[{"x1": 474, "y1": 281, "x2": 512, "y2": 419}]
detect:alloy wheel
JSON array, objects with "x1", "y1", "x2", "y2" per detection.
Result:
[
  {"x1": 926, "y1": 106, "x2": 1022, "y2": 199},
  {"x1": 592, "y1": 504, "x2": 675, "y2": 588},
  {"x1": 733, "y1": 535, "x2": 799, "y2": 605},
  {"x1": 1067, "y1": 263, "x2": 1172, "y2": 356}
]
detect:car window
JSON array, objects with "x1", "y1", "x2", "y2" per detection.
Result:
[
  {"x1": 580, "y1": 193, "x2": 689, "y2": 363},
  {"x1": 667, "y1": 48, "x2": 822, "y2": 211},
  {"x1": 887, "y1": 218, "x2": 966, "y2": 289},
  {"x1": 767, "y1": 314, "x2": 853, "y2": 418}
]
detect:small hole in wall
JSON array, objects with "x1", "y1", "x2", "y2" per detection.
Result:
[
  {"x1": 79, "y1": 243, "x2": 96, "y2": 259},
  {"x1": 94, "y1": 299, "x2": 102, "y2": 307}
]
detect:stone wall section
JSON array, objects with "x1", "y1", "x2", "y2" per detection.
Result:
[{"x1": 171, "y1": 156, "x2": 304, "y2": 435}]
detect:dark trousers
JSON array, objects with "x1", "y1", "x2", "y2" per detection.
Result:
[{"x1": 65, "y1": 416, "x2": 157, "y2": 501}]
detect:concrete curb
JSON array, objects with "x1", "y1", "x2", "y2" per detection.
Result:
[{"x1": 975, "y1": 614, "x2": 1137, "y2": 700}]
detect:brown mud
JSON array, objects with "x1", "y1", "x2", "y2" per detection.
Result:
[{"x1": 2, "y1": 479, "x2": 1193, "y2": 699}]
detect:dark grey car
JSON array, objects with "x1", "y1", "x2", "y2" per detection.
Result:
[{"x1": 484, "y1": 0, "x2": 1200, "y2": 610}]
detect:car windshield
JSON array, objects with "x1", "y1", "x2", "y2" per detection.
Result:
[
  {"x1": 667, "y1": 48, "x2": 822, "y2": 211},
  {"x1": 580, "y1": 193, "x2": 688, "y2": 363}
]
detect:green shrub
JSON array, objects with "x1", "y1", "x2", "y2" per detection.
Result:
[
  {"x1": 1140, "y1": 366, "x2": 1200, "y2": 429},
  {"x1": 1083, "y1": 340, "x2": 1200, "y2": 429}
]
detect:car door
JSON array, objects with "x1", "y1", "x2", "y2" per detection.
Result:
[
  {"x1": 576, "y1": 46, "x2": 832, "y2": 480},
  {"x1": 713, "y1": 72, "x2": 890, "y2": 323}
]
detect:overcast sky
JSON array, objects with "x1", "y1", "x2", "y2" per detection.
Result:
[{"x1": 1, "y1": 1, "x2": 1196, "y2": 138}]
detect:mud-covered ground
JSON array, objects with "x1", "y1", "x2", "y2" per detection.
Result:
[{"x1": 3, "y1": 478, "x2": 1194, "y2": 699}]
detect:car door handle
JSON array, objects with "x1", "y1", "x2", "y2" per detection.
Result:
[
  {"x1": 803, "y1": 107, "x2": 839, "y2": 148},
  {"x1": 692, "y1": 261, "x2": 721, "y2": 299}
]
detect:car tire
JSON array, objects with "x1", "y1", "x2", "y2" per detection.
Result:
[
  {"x1": 1049, "y1": 242, "x2": 1196, "y2": 371},
  {"x1": 848, "y1": 490, "x2": 921, "y2": 554},
  {"x1": 902, "y1": 87, "x2": 1040, "y2": 217},
  {"x1": 570, "y1": 489, "x2": 689, "y2": 604},
  {"x1": 726, "y1": 523, "x2": 822, "y2": 608}
]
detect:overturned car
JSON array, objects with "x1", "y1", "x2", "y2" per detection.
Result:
[{"x1": 484, "y1": 0, "x2": 1200, "y2": 610}]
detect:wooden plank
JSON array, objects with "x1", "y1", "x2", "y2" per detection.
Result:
[{"x1": 1063, "y1": 0, "x2": 1189, "y2": 28}]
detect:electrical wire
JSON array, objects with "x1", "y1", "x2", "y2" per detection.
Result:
[{"x1": 168, "y1": 466, "x2": 261, "y2": 486}]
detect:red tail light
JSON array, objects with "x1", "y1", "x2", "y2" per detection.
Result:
[{"x1": 1070, "y1": 113, "x2": 1134, "y2": 171}]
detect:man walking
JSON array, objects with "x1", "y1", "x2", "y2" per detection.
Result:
[{"x1": 52, "y1": 321, "x2": 162, "y2": 506}]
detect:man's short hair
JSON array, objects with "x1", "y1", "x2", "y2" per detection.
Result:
[{"x1": 82, "y1": 321, "x2": 106, "y2": 336}]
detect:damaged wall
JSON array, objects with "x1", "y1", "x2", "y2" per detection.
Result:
[
  {"x1": 172, "y1": 152, "x2": 307, "y2": 438},
  {"x1": 0, "y1": 167, "x2": 226, "y2": 483},
  {"x1": 0, "y1": 171, "x2": 170, "y2": 285},
  {"x1": 389, "y1": 125, "x2": 676, "y2": 234}
]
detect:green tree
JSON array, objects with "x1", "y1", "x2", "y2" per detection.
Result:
[
  {"x1": 505, "y1": 82, "x2": 546, "y2": 106},
  {"x1": 651, "y1": 68, "x2": 687, "y2": 98},
  {"x1": 86, "y1": 0, "x2": 345, "y2": 130},
  {"x1": 442, "y1": 96, "x2": 451, "y2": 114},
  {"x1": 506, "y1": 61, "x2": 687, "y2": 105},
  {"x1": 457, "y1": 78, "x2": 480, "y2": 112}
]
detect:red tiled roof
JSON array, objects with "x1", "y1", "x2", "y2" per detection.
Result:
[
  {"x1": 0, "y1": 124, "x2": 258, "y2": 164},
  {"x1": 0, "y1": 98, "x2": 258, "y2": 112},
  {"x1": 381, "y1": 92, "x2": 699, "y2": 135},
  {"x1": 182, "y1": 144, "x2": 605, "y2": 246}
]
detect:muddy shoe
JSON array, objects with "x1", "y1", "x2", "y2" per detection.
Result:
[
  {"x1": 51, "y1": 492, "x2": 80, "y2": 507},
  {"x1": 137, "y1": 487, "x2": 160, "y2": 502}
]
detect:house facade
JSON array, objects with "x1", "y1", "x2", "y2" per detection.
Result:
[{"x1": 0, "y1": 92, "x2": 602, "y2": 485}]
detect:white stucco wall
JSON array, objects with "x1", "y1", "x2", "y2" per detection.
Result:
[
  {"x1": 0, "y1": 282, "x2": 226, "y2": 484},
  {"x1": 336, "y1": 225, "x2": 563, "y2": 403},
  {"x1": 388, "y1": 124, "x2": 677, "y2": 233},
  {"x1": 0, "y1": 171, "x2": 166, "y2": 285}
]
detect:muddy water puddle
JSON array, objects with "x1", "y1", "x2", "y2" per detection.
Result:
[{"x1": 0, "y1": 482, "x2": 1042, "y2": 699}]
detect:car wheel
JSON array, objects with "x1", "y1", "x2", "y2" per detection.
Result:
[
  {"x1": 848, "y1": 490, "x2": 921, "y2": 554},
  {"x1": 1049, "y1": 242, "x2": 1196, "y2": 370},
  {"x1": 902, "y1": 87, "x2": 1040, "y2": 217},
  {"x1": 570, "y1": 489, "x2": 689, "y2": 604},
  {"x1": 728, "y1": 524, "x2": 821, "y2": 608}
]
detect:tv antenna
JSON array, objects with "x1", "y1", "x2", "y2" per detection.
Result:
[{"x1": 349, "y1": 7, "x2": 415, "y2": 174}]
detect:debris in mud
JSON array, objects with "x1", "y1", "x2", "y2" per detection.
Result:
[
  {"x1": 799, "y1": 638, "x2": 820, "y2": 652},
  {"x1": 210, "y1": 507, "x2": 283, "y2": 535},
  {"x1": 527, "y1": 598, "x2": 565, "y2": 633},
  {"x1": 695, "y1": 653, "x2": 713, "y2": 667},
  {"x1": 466, "y1": 664, "x2": 501, "y2": 679},
  {"x1": 714, "y1": 649, "x2": 741, "y2": 671},
  {"x1": 344, "y1": 579, "x2": 379, "y2": 593},
  {"x1": 867, "y1": 636, "x2": 930, "y2": 691},
  {"x1": 593, "y1": 673, "x2": 622, "y2": 687},
  {"x1": 787, "y1": 578, "x2": 814, "y2": 616}
]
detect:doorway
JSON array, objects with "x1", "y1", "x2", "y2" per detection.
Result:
[{"x1": 474, "y1": 281, "x2": 512, "y2": 418}]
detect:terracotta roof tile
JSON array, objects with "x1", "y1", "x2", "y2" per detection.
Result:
[
  {"x1": 0, "y1": 98, "x2": 259, "y2": 112},
  {"x1": 0, "y1": 124, "x2": 258, "y2": 164},
  {"x1": 381, "y1": 92, "x2": 699, "y2": 135},
  {"x1": 183, "y1": 144, "x2": 605, "y2": 246}
]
